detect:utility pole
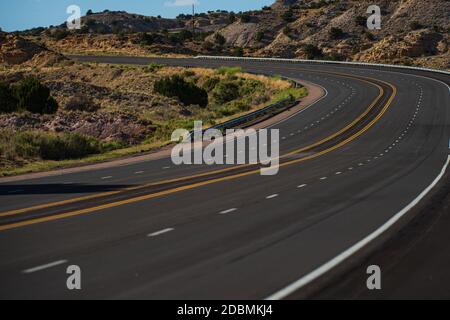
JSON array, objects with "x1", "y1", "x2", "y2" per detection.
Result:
[{"x1": 192, "y1": 4, "x2": 195, "y2": 36}]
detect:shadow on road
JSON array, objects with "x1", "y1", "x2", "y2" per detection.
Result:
[{"x1": 0, "y1": 184, "x2": 132, "y2": 196}]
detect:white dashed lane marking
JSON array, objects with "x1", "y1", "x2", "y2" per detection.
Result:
[
  {"x1": 147, "y1": 228, "x2": 174, "y2": 238},
  {"x1": 22, "y1": 260, "x2": 68, "y2": 274},
  {"x1": 219, "y1": 208, "x2": 238, "y2": 215}
]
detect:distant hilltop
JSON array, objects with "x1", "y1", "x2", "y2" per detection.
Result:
[{"x1": 9, "y1": 0, "x2": 450, "y2": 70}]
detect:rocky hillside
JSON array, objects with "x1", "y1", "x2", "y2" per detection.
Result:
[
  {"x1": 15, "y1": 0, "x2": 450, "y2": 70},
  {"x1": 0, "y1": 32, "x2": 65, "y2": 67}
]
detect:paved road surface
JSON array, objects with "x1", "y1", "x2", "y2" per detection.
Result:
[{"x1": 0, "y1": 57, "x2": 448, "y2": 299}]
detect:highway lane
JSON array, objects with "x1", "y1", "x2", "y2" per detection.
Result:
[
  {"x1": 0, "y1": 64, "x2": 374, "y2": 213},
  {"x1": 0, "y1": 71, "x2": 389, "y2": 229},
  {"x1": 0, "y1": 57, "x2": 448, "y2": 299}
]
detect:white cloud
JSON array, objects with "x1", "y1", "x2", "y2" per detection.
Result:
[{"x1": 164, "y1": 0, "x2": 200, "y2": 7}]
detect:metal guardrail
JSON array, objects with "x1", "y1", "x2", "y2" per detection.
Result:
[
  {"x1": 212, "y1": 96, "x2": 296, "y2": 132},
  {"x1": 195, "y1": 55, "x2": 450, "y2": 76},
  {"x1": 186, "y1": 97, "x2": 297, "y2": 140}
]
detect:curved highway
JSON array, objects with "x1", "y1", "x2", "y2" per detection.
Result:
[{"x1": 0, "y1": 57, "x2": 448, "y2": 299}]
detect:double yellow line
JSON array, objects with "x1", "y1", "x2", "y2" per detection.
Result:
[{"x1": 0, "y1": 72, "x2": 397, "y2": 232}]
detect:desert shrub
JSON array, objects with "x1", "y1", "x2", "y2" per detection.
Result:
[
  {"x1": 255, "y1": 31, "x2": 264, "y2": 42},
  {"x1": 51, "y1": 29, "x2": 70, "y2": 40},
  {"x1": 283, "y1": 26, "x2": 292, "y2": 36},
  {"x1": 240, "y1": 14, "x2": 251, "y2": 23},
  {"x1": 216, "y1": 100, "x2": 249, "y2": 117},
  {"x1": 178, "y1": 29, "x2": 193, "y2": 41},
  {"x1": 239, "y1": 79, "x2": 264, "y2": 96},
  {"x1": 212, "y1": 81, "x2": 240, "y2": 105},
  {"x1": 355, "y1": 16, "x2": 367, "y2": 27},
  {"x1": 365, "y1": 32, "x2": 376, "y2": 41},
  {"x1": 11, "y1": 131, "x2": 110, "y2": 161},
  {"x1": 329, "y1": 27, "x2": 344, "y2": 39},
  {"x1": 14, "y1": 77, "x2": 58, "y2": 114},
  {"x1": 228, "y1": 13, "x2": 236, "y2": 24},
  {"x1": 154, "y1": 75, "x2": 208, "y2": 107},
  {"x1": 146, "y1": 63, "x2": 164, "y2": 73},
  {"x1": 216, "y1": 66, "x2": 242, "y2": 76},
  {"x1": 282, "y1": 9, "x2": 295, "y2": 22},
  {"x1": 214, "y1": 33, "x2": 226, "y2": 46},
  {"x1": 0, "y1": 81, "x2": 18, "y2": 113},
  {"x1": 202, "y1": 77, "x2": 220, "y2": 91},
  {"x1": 410, "y1": 21, "x2": 424, "y2": 30},
  {"x1": 182, "y1": 70, "x2": 196, "y2": 78},
  {"x1": 233, "y1": 47, "x2": 244, "y2": 57},
  {"x1": 304, "y1": 44, "x2": 323, "y2": 60},
  {"x1": 65, "y1": 94, "x2": 99, "y2": 112},
  {"x1": 194, "y1": 31, "x2": 213, "y2": 42},
  {"x1": 202, "y1": 41, "x2": 214, "y2": 51},
  {"x1": 139, "y1": 33, "x2": 154, "y2": 46},
  {"x1": 326, "y1": 53, "x2": 346, "y2": 61}
]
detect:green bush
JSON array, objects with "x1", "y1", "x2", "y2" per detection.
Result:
[
  {"x1": 283, "y1": 26, "x2": 292, "y2": 36},
  {"x1": 239, "y1": 79, "x2": 264, "y2": 96},
  {"x1": 139, "y1": 33, "x2": 154, "y2": 46},
  {"x1": 8, "y1": 131, "x2": 111, "y2": 161},
  {"x1": 255, "y1": 31, "x2": 264, "y2": 42},
  {"x1": 0, "y1": 81, "x2": 18, "y2": 113},
  {"x1": 329, "y1": 27, "x2": 344, "y2": 39},
  {"x1": 282, "y1": 9, "x2": 295, "y2": 22},
  {"x1": 216, "y1": 100, "x2": 249, "y2": 118},
  {"x1": 365, "y1": 32, "x2": 376, "y2": 41},
  {"x1": 145, "y1": 63, "x2": 164, "y2": 73},
  {"x1": 304, "y1": 44, "x2": 323, "y2": 60},
  {"x1": 410, "y1": 21, "x2": 424, "y2": 30},
  {"x1": 214, "y1": 33, "x2": 226, "y2": 46},
  {"x1": 355, "y1": 16, "x2": 367, "y2": 27},
  {"x1": 233, "y1": 47, "x2": 244, "y2": 57},
  {"x1": 202, "y1": 77, "x2": 220, "y2": 91},
  {"x1": 154, "y1": 75, "x2": 208, "y2": 107},
  {"x1": 14, "y1": 77, "x2": 59, "y2": 114},
  {"x1": 216, "y1": 66, "x2": 242, "y2": 76},
  {"x1": 52, "y1": 29, "x2": 70, "y2": 40},
  {"x1": 65, "y1": 94, "x2": 99, "y2": 112},
  {"x1": 240, "y1": 14, "x2": 251, "y2": 23},
  {"x1": 228, "y1": 13, "x2": 236, "y2": 24},
  {"x1": 212, "y1": 81, "x2": 240, "y2": 105}
]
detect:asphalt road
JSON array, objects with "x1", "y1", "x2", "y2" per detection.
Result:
[{"x1": 0, "y1": 57, "x2": 448, "y2": 299}]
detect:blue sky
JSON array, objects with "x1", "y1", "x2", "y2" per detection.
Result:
[{"x1": 0, "y1": 0, "x2": 275, "y2": 32}]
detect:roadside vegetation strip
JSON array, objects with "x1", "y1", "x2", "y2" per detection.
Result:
[
  {"x1": 0, "y1": 73, "x2": 397, "y2": 231},
  {"x1": 0, "y1": 64, "x2": 307, "y2": 176}
]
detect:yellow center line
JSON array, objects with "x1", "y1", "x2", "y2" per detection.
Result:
[{"x1": 0, "y1": 72, "x2": 397, "y2": 231}]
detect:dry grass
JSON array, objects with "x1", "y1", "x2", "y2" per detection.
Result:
[{"x1": 0, "y1": 61, "x2": 307, "y2": 176}]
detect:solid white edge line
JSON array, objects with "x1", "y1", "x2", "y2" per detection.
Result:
[
  {"x1": 266, "y1": 155, "x2": 450, "y2": 300},
  {"x1": 23, "y1": 260, "x2": 68, "y2": 274},
  {"x1": 266, "y1": 83, "x2": 329, "y2": 129}
]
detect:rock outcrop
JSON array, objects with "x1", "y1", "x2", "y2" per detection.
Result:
[{"x1": 0, "y1": 33, "x2": 64, "y2": 66}]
